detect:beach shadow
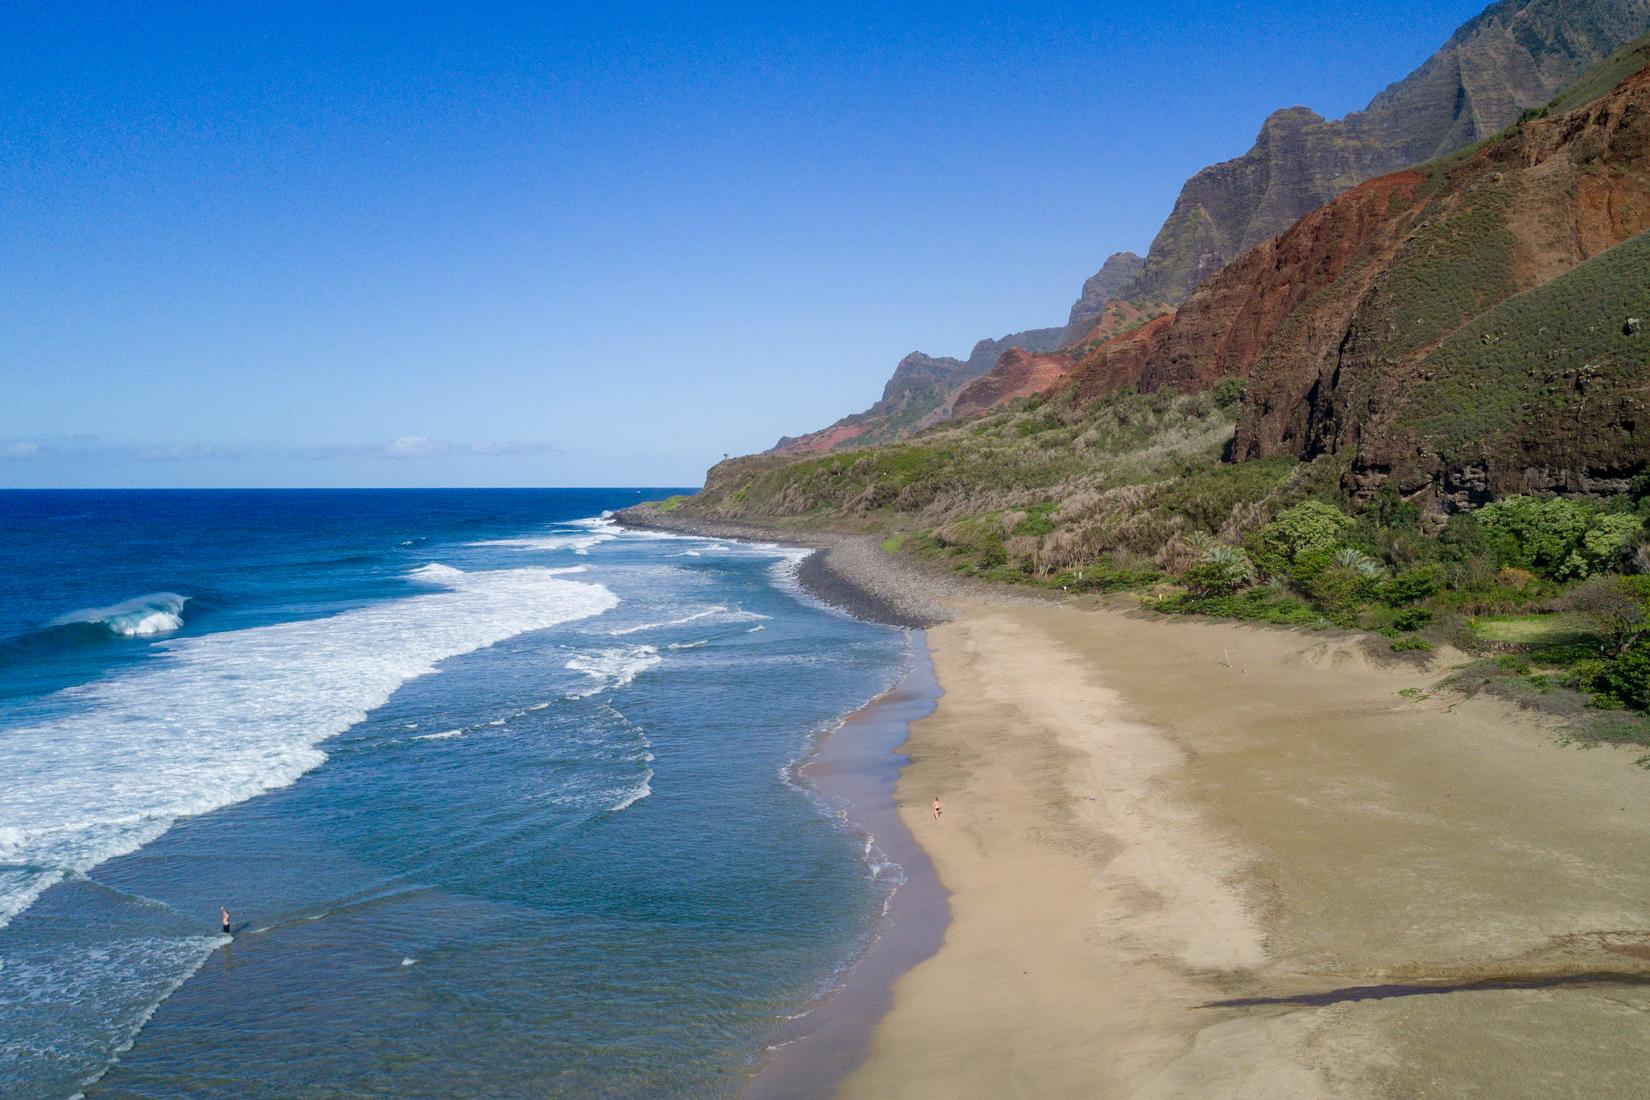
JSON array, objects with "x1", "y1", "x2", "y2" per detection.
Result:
[{"x1": 1201, "y1": 971, "x2": 1650, "y2": 1009}]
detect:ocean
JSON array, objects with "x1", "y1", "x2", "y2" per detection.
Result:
[{"x1": 0, "y1": 489, "x2": 912, "y2": 1098}]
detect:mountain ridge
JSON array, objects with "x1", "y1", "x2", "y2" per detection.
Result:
[{"x1": 773, "y1": 0, "x2": 1650, "y2": 456}]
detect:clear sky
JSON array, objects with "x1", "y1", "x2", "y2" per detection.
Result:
[{"x1": 4, "y1": 0, "x2": 1490, "y2": 488}]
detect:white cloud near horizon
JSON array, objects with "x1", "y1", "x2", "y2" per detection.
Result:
[
  {"x1": 2, "y1": 437, "x2": 560, "y2": 463},
  {"x1": 376, "y1": 436, "x2": 561, "y2": 460}
]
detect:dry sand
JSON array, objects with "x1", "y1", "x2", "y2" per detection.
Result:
[{"x1": 841, "y1": 601, "x2": 1650, "y2": 1099}]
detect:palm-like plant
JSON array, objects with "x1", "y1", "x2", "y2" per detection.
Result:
[
  {"x1": 1334, "y1": 547, "x2": 1385, "y2": 579},
  {"x1": 1202, "y1": 543, "x2": 1256, "y2": 587},
  {"x1": 1184, "y1": 530, "x2": 1217, "y2": 555}
]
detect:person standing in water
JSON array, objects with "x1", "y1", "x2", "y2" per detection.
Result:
[
  {"x1": 221, "y1": 906, "x2": 232, "y2": 935},
  {"x1": 932, "y1": 798, "x2": 942, "y2": 820}
]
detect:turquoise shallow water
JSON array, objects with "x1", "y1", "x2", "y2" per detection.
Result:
[{"x1": 0, "y1": 490, "x2": 909, "y2": 1098}]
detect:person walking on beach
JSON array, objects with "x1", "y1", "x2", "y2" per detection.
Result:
[
  {"x1": 932, "y1": 798, "x2": 942, "y2": 820},
  {"x1": 221, "y1": 906, "x2": 232, "y2": 936}
]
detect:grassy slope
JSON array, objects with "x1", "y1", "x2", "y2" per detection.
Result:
[
  {"x1": 1402, "y1": 227, "x2": 1650, "y2": 474},
  {"x1": 691, "y1": 381, "x2": 1335, "y2": 593},
  {"x1": 1546, "y1": 32, "x2": 1650, "y2": 114}
]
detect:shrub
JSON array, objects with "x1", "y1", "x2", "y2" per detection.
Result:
[
  {"x1": 1381, "y1": 563, "x2": 1445, "y2": 606},
  {"x1": 1370, "y1": 482, "x2": 1422, "y2": 530},
  {"x1": 1476, "y1": 495, "x2": 1590, "y2": 576},
  {"x1": 1251, "y1": 500, "x2": 1353, "y2": 583},
  {"x1": 1005, "y1": 535, "x2": 1041, "y2": 571},
  {"x1": 1593, "y1": 645, "x2": 1650, "y2": 711},
  {"x1": 1392, "y1": 606, "x2": 1434, "y2": 632},
  {"x1": 1158, "y1": 586, "x2": 1323, "y2": 625},
  {"x1": 1310, "y1": 566, "x2": 1371, "y2": 626},
  {"x1": 1575, "y1": 513, "x2": 1642, "y2": 577},
  {"x1": 1334, "y1": 547, "x2": 1386, "y2": 579},
  {"x1": 1566, "y1": 658, "x2": 1610, "y2": 694},
  {"x1": 1183, "y1": 545, "x2": 1257, "y2": 596}
]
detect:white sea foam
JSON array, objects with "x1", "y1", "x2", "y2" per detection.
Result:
[
  {"x1": 471, "y1": 515, "x2": 629, "y2": 555},
  {"x1": 608, "y1": 769, "x2": 653, "y2": 812},
  {"x1": 608, "y1": 606, "x2": 726, "y2": 636},
  {"x1": 470, "y1": 533, "x2": 612, "y2": 554},
  {"x1": 0, "y1": 564, "x2": 617, "y2": 931},
  {"x1": 564, "y1": 645, "x2": 661, "y2": 699},
  {"x1": 666, "y1": 639, "x2": 707, "y2": 650},
  {"x1": 53, "y1": 592, "x2": 189, "y2": 637},
  {"x1": 412, "y1": 729, "x2": 465, "y2": 742},
  {"x1": 45, "y1": 934, "x2": 224, "y2": 1099}
]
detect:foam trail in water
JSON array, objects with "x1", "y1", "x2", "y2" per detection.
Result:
[
  {"x1": 470, "y1": 516, "x2": 628, "y2": 555},
  {"x1": 564, "y1": 645, "x2": 661, "y2": 699},
  {"x1": 412, "y1": 729, "x2": 465, "y2": 742},
  {"x1": 608, "y1": 606, "x2": 726, "y2": 636},
  {"x1": 52, "y1": 593, "x2": 190, "y2": 637},
  {"x1": 0, "y1": 564, "x2": 617, "y2": 931},
  {"x1": 469, "y1": 533, "x2": 612, "y2": 554},
  {"x1": 608, "y1": 769, "x2": 653, "y2": 812}
]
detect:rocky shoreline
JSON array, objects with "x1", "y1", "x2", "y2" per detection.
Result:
[{"x1": 614, "y1": 505, "x2": 960, "y2": 629}]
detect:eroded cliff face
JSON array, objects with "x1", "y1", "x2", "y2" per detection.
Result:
[
  {"x1": 1057, "y1": 251, "x2": 1146, "y2": 344},
  {"x1": 763, "y1": 1, "x2": 1650, "y2": 460},
  {"x1": 949, "y1": 348, "x2": 1077, "y2": 420},
  {"x1": 1060, "y1": 53, "x2": 1650, "y2": 514},
  {"x1": 1065, "y1": 315, "x2": 1174, "y2": 404},
  {"x1": 1114, "y1": 0, "x2": 1650, "y2": 310},
  {"x1": 1324, "y1": 67, "x2": 1650, "y2": 508}
]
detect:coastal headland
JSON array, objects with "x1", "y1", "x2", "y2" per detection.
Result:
[{"x1": 619, "y1": 507, "x2": 1650, "y2": 1099}]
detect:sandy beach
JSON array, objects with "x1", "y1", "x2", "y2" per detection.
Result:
[
  {"x1": 617, "y1": 511, "x2": 1650, "y2": 1097},
  {"x1": 841, "y1": 600, "x2": 1650, "y2": 1099}
]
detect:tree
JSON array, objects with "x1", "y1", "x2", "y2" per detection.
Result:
[
  {"x1": 1470, "y1": 495, "x2": 1645, "y2": 580},
  {"x1": 1565, "y1": 575, "x2": 1650, "y2": 655},
  {"x1": 1252, "y1": 501, "x2": 1353, "y2": 583},
  {"x1": 1570, "y1": 513, "x2": 1641, "y2": 578},
  {"x1": 1475, "y1": 495, "x2": 1589, "y2": 577}
]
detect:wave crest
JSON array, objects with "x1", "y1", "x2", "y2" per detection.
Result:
[{"x1": 53, "y1": 593, "x2": 189, "y2": 637}]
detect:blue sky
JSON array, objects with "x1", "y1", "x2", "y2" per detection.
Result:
[{"x1": 4, "y1": 0, "x2": 1489, "y2": 487}]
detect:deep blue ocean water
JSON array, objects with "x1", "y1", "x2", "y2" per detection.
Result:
[{"x1": 0, "y1": 489, "x2": 909, "y2": 1098}]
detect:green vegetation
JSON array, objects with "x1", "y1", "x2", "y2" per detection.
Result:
[
  {"x1": 685, "y1": 395, "x2": 1650, "y2": 749},
  {"x1": 1396, "y1": 227, "x2": 1650, "y2": 482},
  {"x1": 1546, "y1": 34, "x2": 1650, "y2": 115},
  {"x1": 1375, "y1": 175, "x2": 1519, "y2": 359}
]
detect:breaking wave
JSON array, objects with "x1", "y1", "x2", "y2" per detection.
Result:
[
  {"x1": 52, "y1": 593, "x2": 190, "y2": 637},
  {"x1": 0, "y1": 564, "x2": 617, "y2": 932},
  {"x1": 564, "y1": 645, "x2": 661, "y2": 699}
]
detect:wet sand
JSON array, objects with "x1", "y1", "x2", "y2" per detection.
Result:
[
  {"x1": 744, "y1": 636, "x2": 947, "y2": 1099},
  {"x1": 843, "y1": 600, "x2": 1650, "y2": 1099}
]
